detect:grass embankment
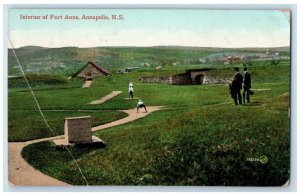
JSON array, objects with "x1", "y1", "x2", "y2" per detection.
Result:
[
  {"x1": 22, "y1": 91, "x2": 290, "y2": 185},
  {"x1": 9, "y1": 74, "x2": 68, "y2": 88}
]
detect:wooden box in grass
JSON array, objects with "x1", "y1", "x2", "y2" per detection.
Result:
[{"x1": 64, "y1": 116, "x2": 92, "y2": 144}]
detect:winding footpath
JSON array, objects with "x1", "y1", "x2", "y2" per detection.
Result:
[
  {"x1": 8, "y1": 90, "x2": 163, "y2": 186},
  {"x1": 92, "y1": 106, "x2": 162, "y2": 131}
]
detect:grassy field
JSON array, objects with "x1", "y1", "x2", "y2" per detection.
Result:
[
  {"x1": 9, "y1": 59, "x2": 290, "y2": 185},
  {"x1": 8, "y1": 75, "x2": 128, "y2": 141}
]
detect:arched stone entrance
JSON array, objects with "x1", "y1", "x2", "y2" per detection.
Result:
[
  {"x1": 195, "y1": 74, "x2": 204, "y2": 85},
  {"x1": 171, "y1": 68, "x2": 212, "y2": 85}
]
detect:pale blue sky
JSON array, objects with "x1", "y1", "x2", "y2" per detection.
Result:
[{"x1": 8, "y1": 9, "x2": 290, "y2": 48}]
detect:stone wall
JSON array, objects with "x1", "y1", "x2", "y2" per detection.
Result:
[
  {"x1": 170, "y1": 73, "x2": 192, "y2": 85},
  {"x1": 139, "y1": 76, "x2": 172, "y2": 84},
  {"x1": 64, "y1": 116, "x2": 92, "y2": 144},
  {"x1": 139, "y1": 70, "x2": 231, "y2": 85},
  {"x1": 204, "y1": 76, "x2": 231, "y2": 84}
]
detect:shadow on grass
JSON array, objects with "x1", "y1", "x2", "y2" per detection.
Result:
[
  {"x1": 242, "y1": 101, "x2": 266, "y2": 107},
  {"x1": 54, "y1": 142, "x2": 106, "y2": 152}
]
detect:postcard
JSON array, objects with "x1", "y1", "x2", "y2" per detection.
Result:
[{"x1": 7, "y1": 8, "x2": 291, "y2": 186}]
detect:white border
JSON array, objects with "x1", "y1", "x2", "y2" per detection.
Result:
[{"x1": 1, "y1": 2, "x2": 298, "y2": 194}]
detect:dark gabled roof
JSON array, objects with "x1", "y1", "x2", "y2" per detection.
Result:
[
  {"x1": 72, "y1": 61, "x2": 112, "y2": 77},
  {"x1": 88, "y1": 61, "x2": 112, "y2": 75}
]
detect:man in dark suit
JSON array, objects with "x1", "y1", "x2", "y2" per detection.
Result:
[
  {"x1": 231, "y1": 67, "x2": 243, "y2": 105},
  {"x1": 243, "y1": 67, "x2": 252, "y2": 103}
]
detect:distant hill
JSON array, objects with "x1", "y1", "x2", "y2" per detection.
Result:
[
  {"x1": 8, "y1": 46, "x2": 290, "y2": 76},
  {"x1": 152, "y1": 45, "x2": 290, "y2": 51}
]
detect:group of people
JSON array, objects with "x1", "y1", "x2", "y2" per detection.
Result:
[
  {"x1": 229, "y1": 67, "x2": 252, "y2": 105},
  {"x1": 128, "y1": 81, "x2": 148, "y2": 113}
]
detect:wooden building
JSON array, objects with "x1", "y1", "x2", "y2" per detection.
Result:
[{"x1": 73, "y1": 61, "x2": 111, "y2": 80}]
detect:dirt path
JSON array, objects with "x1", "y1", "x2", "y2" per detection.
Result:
[
  {"x1": 92, "y1": 106, "x2": 163, "y2": 131},
  {"x1": 89, "y1": 91, "x2": 122, "y2": 105},
  {"x1": 8, "y1": 136, "x2": 69, "y2": 186},
  {"x1": 82, "y1": 80, "x2": 92, "y2": 88},
  {"x1": 8, "y1": 106, "x2": 163, "y2": 186}
]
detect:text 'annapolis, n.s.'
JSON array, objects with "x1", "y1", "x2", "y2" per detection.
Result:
[{"x1": 19, "y1": 14, "x2": 125, "y2": 21}]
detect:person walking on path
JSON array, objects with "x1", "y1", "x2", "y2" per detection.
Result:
[
  {"x1": 230, "y1": 67, "x2": 243, "y2": 105},
  {"x1": 243, "y1": 67, "x2": 252, "y2": 103},
  {"x1": 128, "y1": 82, "x2": 134, "y2": 99},
  {"x1": 137, "y1": 99, "x2": 148, "y2": 113}
]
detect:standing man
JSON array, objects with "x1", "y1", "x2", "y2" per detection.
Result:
[
  {"x1": 129, "y1": 85, "x2": 134, "y2": 99},
  {"x1": 231, "y1": 67, "x2": 243, "y2": 105},
  {"x1": 128, "y1": 81, "x2": 134, "y2": 99},
  {"x1": 243, "y1": 67, "x2": 252, "y2": 103},
  {"x1": 129, "y1": 81, "x2": 133, "y2": 88}
]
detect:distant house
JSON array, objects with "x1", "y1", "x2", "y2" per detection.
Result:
[
  {"x1": 198, "y1": 59, "x2": 206, "y2": 63},
  {"x1": 172, "y1": 62, "x2": 180, "y2": 66},
  {"x1": 72, "y1": 61, "x2": 111, "y2": 80},
  {"x1": 156, "y1": 66, "x2": 162, "y2": 70},
  {"x1": 266, "y1": 49, "x2": 279, "y2": 56},
  {"x1": 143, "y1": 63, "x2": 150, "y2": 67}
]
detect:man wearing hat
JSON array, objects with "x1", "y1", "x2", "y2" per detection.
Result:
[
  {"x1": 231, "y1": 67, "x2": 243, "y2": 105},
  {"x1": 243, "y1": 67, "x2": 252, "y2": 103}
]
